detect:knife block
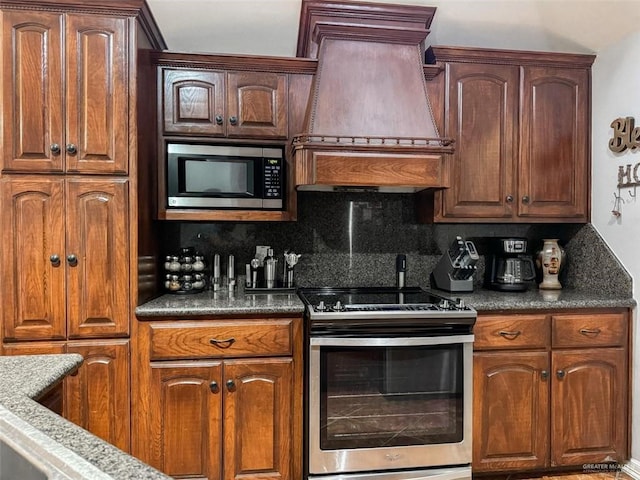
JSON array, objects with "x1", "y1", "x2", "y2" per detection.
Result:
[{"x1": 431, "y1": 254, "x2": 474, "y2": 292}]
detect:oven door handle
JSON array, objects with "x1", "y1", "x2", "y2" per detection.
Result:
[{"x1": 310, "y1": 334, "x2": 474, "y2": 347}]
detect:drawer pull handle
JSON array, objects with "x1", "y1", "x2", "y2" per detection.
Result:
[
  {"x1": 209, "y1": 337, "x2": 236, "y2": 348},
  {"x1": 579, "y1": 328, "x2": 601, "y2": 335},
  {"x1": 499, "y1": 330, "x2": 522, "y2": 339}
]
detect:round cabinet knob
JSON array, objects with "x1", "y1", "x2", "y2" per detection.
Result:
[
  {"x1": 226, "y1": 379, "x2": 236, "y2": 391},
  {"x1": 49, "y1": 254, "x2": 61, "y2": 267},
  {"x1": 50, "y1": 144, "x2": 61, "y2": 155},
  {"x1": 209, "y1": 381, "x2": 219, "y2": 394},
  {"x1": 215, "y1": 115, "x2": 223, "y2": 125},
  {"x1": 67, "y1": 254, "x2": 78, "y2": 267},
  {"x1": 556, "y1": 370, "x2": 565, "y2": 379},
  {"x1": 522, "y1": 195, "x2": 530, "y2": 204},
  {"x1": 541, "y1": 370, "x2": 549, "y2": 380},
  {"x1": 505, "y1": 195, "x2": 514, "y2": 203},
  {"x1": 229, "y1": 116, "x2": 238, "y2": 126},
  {"x1": 66, "y1": 144, "x2": 78, "y2": 155}
]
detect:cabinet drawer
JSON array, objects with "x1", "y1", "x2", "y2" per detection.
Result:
[
  {"x1": 149, "y1": 318, "x2": 293, "y2": 360},
  {"x1": 552, "y1": 313, "x2": 627, "y2": 348},
  {"x1": 474, "y1": 315, "x2": 550, "y2": 350}
]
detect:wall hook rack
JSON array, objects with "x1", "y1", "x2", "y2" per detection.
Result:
[
  {"x1": 629, "y1": 186, "x2": 637, "y2": 198},
  {"x1": 612, "y1": 191, "x2": 625, "y2": 217}
]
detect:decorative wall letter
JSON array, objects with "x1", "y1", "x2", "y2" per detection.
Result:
[{"x1": 609, "y1": 117, "x2": 640, "y2": 153}]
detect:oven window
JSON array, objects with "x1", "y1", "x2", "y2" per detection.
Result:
[{"x1": 319, "y1": 345, "x2": 464, "y2": 450}]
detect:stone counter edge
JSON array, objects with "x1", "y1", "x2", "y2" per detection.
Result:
[{"x1": 0, "y1": 354, "x2": 171, "y2": 480}]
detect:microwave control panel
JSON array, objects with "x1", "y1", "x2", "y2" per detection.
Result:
[{"x1": 263, "y1": 158, "x2": 282, "y2": 199}]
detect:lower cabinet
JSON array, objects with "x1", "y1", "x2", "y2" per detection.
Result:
[
  {"x1": 132, "y1": 316, "x2": 303, "y2": 480},
  {"x1": 65, "y1": 340, "x2": 130, "y2": 452},
  {"x1": 473, "y1": 311, "x2": 629, "y2": 473},
  {"x1": 2, "y1": 339, "x2": 130, "y2": 451}
]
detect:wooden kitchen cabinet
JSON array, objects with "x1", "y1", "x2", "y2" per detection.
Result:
[
  {"x1": 65, "y1": 340, "x2": 131, "y2": 452},
  {"x1": 474, "y1": 350, "x2": 550, "y2": 471},
  {"x1": 427, "y1": 47, "x2": 594, "y2": 223},
  {"x1": 133, "y1": 316, "x2": 303, "y2": 480},
  {"x1": 162, "y1": 68, "x2": 288, "y2": 139},
  {"x1": 0, "y1": 0, "x2": 165, "y2": 459},
  {"x1": 1, "y1": 9, "x2": 129, "y2": 174},
  {"x1": 3, "y1": 339, "x2": 130, "y2": 451},
  {"x1": 473, "y1": 310, "x2": 629, "y2": 473},
  {"x1": 1, "y1": 176, "x2": 130, "y2": 341}
]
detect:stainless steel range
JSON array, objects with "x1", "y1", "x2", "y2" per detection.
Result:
[{"x1": 298, "y1": 287, "x2": 476, "y2": 480}]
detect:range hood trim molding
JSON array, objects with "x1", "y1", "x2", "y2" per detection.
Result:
[
  {"x1": 297, "y1": 0, "x2": 437, "y2": 58},
  {"x1": 312, "y1": 21, "x2": 431, "y2": 46}
]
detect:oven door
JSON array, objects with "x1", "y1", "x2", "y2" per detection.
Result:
[{"x1": 308, "y1": 334, "x2": 473, "y2": 478}]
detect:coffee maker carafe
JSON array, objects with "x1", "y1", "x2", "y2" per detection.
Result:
[{"x1": 485, "y1": 238, "x2": 536, "y2": 292}]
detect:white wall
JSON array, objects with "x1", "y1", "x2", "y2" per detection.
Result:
[{"x1": 591, "y1": 31, "x2": 640, "y2": 465}]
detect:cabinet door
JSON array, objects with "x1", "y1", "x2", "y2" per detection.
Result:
[
  {"x1": 1, "y1": 177, "x2": 66, "y2": 340},
  {"x1": 551, "y1": 348, "x2": 627, "y2": 466},
  {"x1": 148, "y1": 362, "x2": 223, "y2": 480},
  {"x1": 162, "y1": 69, "x2": 226, "y2": 136},
  {"x1": 223, "y1": 358, "x2": 293, "y2": 480},
  {"x1": 65, "y1": 14, "x2": 129, "y2": 174},
  {"x1": 519, "y1": 66, "x2": 589, "y2": 220},
  {"x1": 473, "y1": 351, "x2": 549, "y2": 472},
  {"x1": 1, "y1": 10, "x2": 64, "y2": 172},
  {"x1": 66, "y1": 178, "x2": 129, "y2": 338},
  {"x1": 438, "y1": 63, "x2": 518, "y2": 220},
  {"x1": 227, "y1": 72, "x2": 288, "y2": 138},
  {"x1": 65, "y1": 340, "x2": 130, "y2": 452}
]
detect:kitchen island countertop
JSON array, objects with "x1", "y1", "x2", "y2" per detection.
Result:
[
  {"x1": 0, "y1": 354, "x2": 171, "y2": 480},
  {"x1": 136, "y1": 286, "x2": 635, "y2": 318}
]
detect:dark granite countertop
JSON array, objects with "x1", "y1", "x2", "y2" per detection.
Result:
[
  {"x1": 136, "y1": 287, "x2": 305, "y2": 318},
  {"x1": 445, "y1": 287, "x2": 636, "y2": 312},
  {"x1": 0, "y1": 354, "x2": 171, "y2": 480},
  {"x1": 136, "y1": 285, "x2": 634, "y2": 318}
]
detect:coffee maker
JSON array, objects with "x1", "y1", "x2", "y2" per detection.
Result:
[{"x1": 485, "y1": 238, "x2": 536, "y2": 292}]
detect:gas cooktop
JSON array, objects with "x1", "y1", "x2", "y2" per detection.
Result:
[{"x1": 297, "y1": 286, "x2": 476, "y2": 324}]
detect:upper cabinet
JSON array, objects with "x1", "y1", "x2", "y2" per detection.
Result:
[
  {"x1": 426, "y1": 47, "x2": 594, "y2": 223},
  {"x1": 1, "y1": 10, "x2": 129, "y2": 174},
  {"x1": 162, "y1": 68, "x2": 288, "y2": 139}
]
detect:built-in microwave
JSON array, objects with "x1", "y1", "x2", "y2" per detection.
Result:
[{"x1": 166, "y1": 143, "x2": 284, "y2": 210}]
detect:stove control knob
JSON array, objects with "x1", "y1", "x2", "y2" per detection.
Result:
[
  {"x1": 456, "y1": 298, "x2": 465, "y2": 309},
  {"x1": 439, "y1": 299, "x2": 450, "y2": 310},
  {"x1": 316, "y1": 301, "x2": 326, "y2": 312},
  {"x1": 334, "y1": 300, "x2": 343, "y2": 311}
]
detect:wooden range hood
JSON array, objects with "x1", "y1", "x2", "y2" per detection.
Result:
[{"x1": 292, "y1": 0, "x2": 454, "y2": 192}]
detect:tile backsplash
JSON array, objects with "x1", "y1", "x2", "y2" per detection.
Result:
[{"x1": 160, "y1": 192, "x2": 631, "y2": 294}]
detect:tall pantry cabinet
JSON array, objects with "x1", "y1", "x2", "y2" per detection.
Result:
[{"x1": 0, "y1": 0, "x2": 165, "y2": 453}]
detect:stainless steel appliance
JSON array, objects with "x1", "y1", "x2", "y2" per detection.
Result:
[
  {"x1": 485, "y1": 238, "x2": 536, "y2": 292},
  {"x1": 166, "y1": 143, "x2": 284, "y2": 210},
  {"x1": 431, "y1": 236, "x2": 479, "y2": 292},
  {"x1": 298, "y1": 287, "x2": 476, "y2": 480}
]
